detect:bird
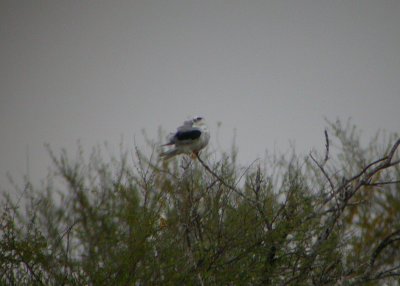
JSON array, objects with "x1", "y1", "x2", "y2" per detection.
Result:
[{"x1": 160, "y1": 116, "x2": 210, "y2": 160}]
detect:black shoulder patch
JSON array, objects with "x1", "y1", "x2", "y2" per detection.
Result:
[{"x1": 176, "y1": 130, "x2": 202, "y2": 140}]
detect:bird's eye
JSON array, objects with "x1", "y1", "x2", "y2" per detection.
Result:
[{"x1": 195, "y1": 117, "x2": 203, "y2": 121}]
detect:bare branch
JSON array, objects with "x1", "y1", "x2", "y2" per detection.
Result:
[
  {"x1": 373, "y1": 266, "x2": 400, "y2": 280},
  {"x1": 310, "y1": 152, "x2": 334, "y2": 192},
  {"x1": 322, "y1": 138, "x2": 400, "y2": 206},
  {"x1": 323, "y1": 129, "x2": 330, "y2": 165},
  {"x1": 195, "y1": 153, "x2": 251, "y2": 202},
  {"x1": 369, "y1": 229, "x2": 400, "y2": 270},
  {"x1": 366, "y1": 180, "x2": 400, "y2": 186},
  {"x1": 359, "y1": 266, "x2": 400, "y2": 285},
  {"x1": 346, "y1": 157, "x2": 387, "y2": 184},
  {"x1": 387, "y1": 139, "x2": 400, "y2": 164}
]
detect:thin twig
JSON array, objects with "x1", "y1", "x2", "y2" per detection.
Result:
[{"x1": 195, "y1": 154, "x2": 250, "y2": 201}]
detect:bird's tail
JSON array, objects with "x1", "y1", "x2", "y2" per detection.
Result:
[{"x1": 160, "y1": 148, "x2": 180, "y2": 160}]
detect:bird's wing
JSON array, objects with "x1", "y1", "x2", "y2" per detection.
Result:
[
  {"x1": 162, "y1": 121, "x2": 193, "y2": 145},
  {"x1": 163, "y1": 127, "x2": 202, "y2": 146},
  {"x1": 176, "y1": 129, "x2": 202, "y2": 140},
  {"x1": 162, "y1": 118, "x2": 207, "y2": 147},
  {"x1": 173, "y1": 127, "x2": 202, "y2": 146}
]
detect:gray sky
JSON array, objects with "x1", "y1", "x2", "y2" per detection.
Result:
[{"x1": 1, "y1": 0, "x2": 400, "y2": 189}]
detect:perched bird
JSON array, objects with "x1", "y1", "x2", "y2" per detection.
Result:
[{"x1": 160, "y1": 116, "x2": 210, "y2": 160}]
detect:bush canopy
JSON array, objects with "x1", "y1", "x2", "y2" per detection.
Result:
[{"x1": 1, "y1": 121, "x2": 400, "y2": 285}]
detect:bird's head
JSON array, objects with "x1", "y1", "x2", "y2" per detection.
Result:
[
  {"x1": 192, "y1": 116, "x2": 209, "y2": 133},
  {"x1": 192, "y1": 116, "x2": 206, "y2": 126}
]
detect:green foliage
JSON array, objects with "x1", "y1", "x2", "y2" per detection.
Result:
[{"x1": 1, "y1": 122, "x2": 400, "y2": 285}]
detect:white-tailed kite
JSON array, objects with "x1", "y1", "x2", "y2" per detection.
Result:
[{"x1": 160, "y1": 116, "x2": 210, "y2": 160}]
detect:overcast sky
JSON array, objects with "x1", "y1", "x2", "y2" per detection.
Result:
[{"x1": 1, "y1": 0, "x2": 399, "y2": 190}]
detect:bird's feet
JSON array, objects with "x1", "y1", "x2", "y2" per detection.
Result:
[{"x1": 191, "y1": 151, "x2": 199, "y2": 159}]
